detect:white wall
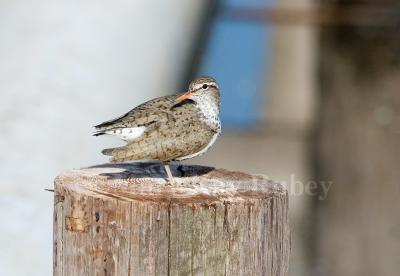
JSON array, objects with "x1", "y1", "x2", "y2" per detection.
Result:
[{"x1": 0, "y1": 1, "x2": 205, "y2": 275}]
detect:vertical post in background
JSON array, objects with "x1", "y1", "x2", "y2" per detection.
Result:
[{"x1": 315, "y1": 1, "x2": 400, "y2": 275}]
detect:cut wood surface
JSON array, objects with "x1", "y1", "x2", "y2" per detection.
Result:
[{"x1": 53, "y1": 162, "x2": 290, "y2": 276}]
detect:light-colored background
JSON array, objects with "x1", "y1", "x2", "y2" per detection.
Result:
[{"x1": 0, "y1": 1, "x2": 207, "y2": 274}]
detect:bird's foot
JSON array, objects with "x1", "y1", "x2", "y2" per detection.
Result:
[{"x1": 163, "y1": 162, "x2": 175, "y2": 186}]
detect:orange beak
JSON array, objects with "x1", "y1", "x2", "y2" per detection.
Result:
[{"x1": 175, "y1": 91, "x2": 193, "y2": 103}]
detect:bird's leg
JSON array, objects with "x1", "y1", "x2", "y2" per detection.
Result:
[{"x1": 163, "y1": 161, "x2": 175, "y2": 185}]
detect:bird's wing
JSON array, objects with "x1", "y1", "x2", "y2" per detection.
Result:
[{"x1": 94, "y1": 95, "x2": 176, "y2": 133}]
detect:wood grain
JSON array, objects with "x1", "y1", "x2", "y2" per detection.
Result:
[{"x1": 53, "y1": 162, "x2": 290, "y2": 275}]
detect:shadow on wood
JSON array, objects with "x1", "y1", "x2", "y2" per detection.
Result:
[
  {"x1": 53, "y1": 162, "x2": 290, "y2": 275},
  {"x1": 89, "y1": 162, "x2": 215, "y2": 179}
]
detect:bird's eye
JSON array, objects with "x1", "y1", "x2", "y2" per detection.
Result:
[{"x1": 202, "y1": 84, "x2": 208, "y2": 90}]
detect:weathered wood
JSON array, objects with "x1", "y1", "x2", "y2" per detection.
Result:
[{"x1": 53, "y1": 162, "x2": 290, "y2": 275}]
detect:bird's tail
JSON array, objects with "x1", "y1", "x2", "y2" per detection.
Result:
[
  {"x1": 101, "y1": 146, "x2": 133, "y2": 163},
  {"x1": 101, "y1": 147, "x2": 121, "y2": 163},
  {"x1": 101, "y1": 140, "x2": 156, "y2": 163},
  {"x1": 101, "y1": 148, "x2": 115, "y2": 156},
  {"x1": 93, "y1": 131, "x2": 106, "y2": 137}
]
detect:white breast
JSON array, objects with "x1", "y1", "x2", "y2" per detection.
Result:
[
  {"x1": 105, "y1": 126, "x2": 146, "y2": 141},
  {"x1": 196, "y1": 99, "x2": 220, "y2": 130}
]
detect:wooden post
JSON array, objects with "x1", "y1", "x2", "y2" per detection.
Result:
[{"x1": 53, "y1": 162, "x2": 290, "y2": 275}]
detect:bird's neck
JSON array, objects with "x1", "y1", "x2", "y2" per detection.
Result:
[{"x1": 196, "y1": 95, "x2": 220, "y2": 131}]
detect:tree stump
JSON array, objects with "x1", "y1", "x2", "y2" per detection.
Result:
[{"x1": 53, "y1": 162, "x2": 290, "y2": 275}]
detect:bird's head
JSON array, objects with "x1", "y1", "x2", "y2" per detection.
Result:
[{"x1": 175, "y1": 76, "x2": 220, "y2": 104}]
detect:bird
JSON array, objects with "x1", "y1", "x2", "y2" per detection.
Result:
[{"x1": 93, "y1": 76, "x2": 221, "y2": 184}]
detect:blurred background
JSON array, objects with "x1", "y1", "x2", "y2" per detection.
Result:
[{"x1": 1, "y1": 0, "x2": 399, "y2": 275}]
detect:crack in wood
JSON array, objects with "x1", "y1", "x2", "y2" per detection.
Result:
[{"x1": 167, "y1": 202, "x2": 172, "y2": 276}]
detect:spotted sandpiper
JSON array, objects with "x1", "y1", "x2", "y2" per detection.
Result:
[{"x1": 94, "y1": 76, "x2": 221, "y2": 183}]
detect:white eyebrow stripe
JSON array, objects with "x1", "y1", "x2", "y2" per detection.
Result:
[{"x1": 193, "y1": 82, "x2": 217, "y2": 90}]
